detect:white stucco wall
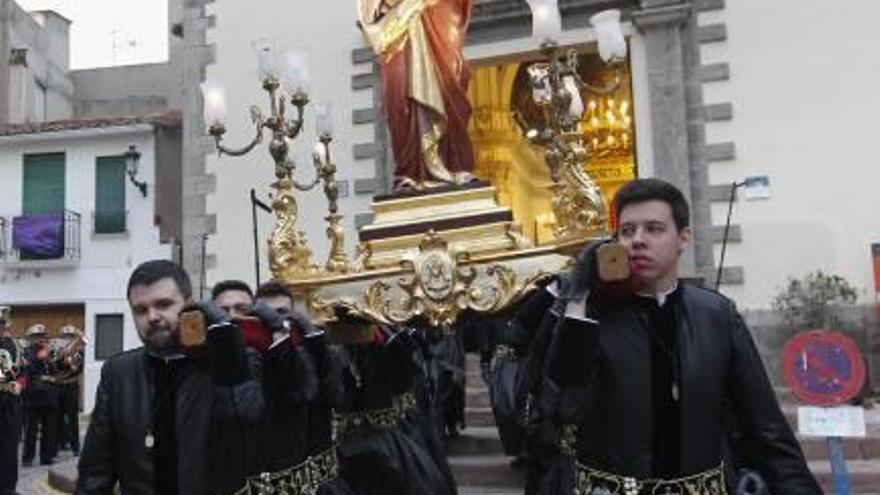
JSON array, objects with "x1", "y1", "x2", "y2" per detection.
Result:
[
  {"x1": 205, "y1": 0, "x2": 374, "y2": 287},
  {"x1": 0, "y1": 127, "x2": 171, "y2": 411},
  {"x1": 700, "y1": 0, "x2": 880, "y2": 309}
]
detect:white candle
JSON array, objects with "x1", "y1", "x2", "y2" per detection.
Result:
[
  {"x1": 590, "y1": 9, "x2": 627, "y2": 62},
  {"x1": 315, "y1": 101, "x2": 333, "y2": 136},
  {"x1": 201, "y1": 81, "x2": 227, "y2": 125},
  {"x1": 282, "y1": 49, "x2": 310, "y2": 95},
  {"x1": 253, "y1": 38, "x2": 278, "y2": 81},
  {"x1": 526, "y1": 0, "x2": 561, "y2": 42}
]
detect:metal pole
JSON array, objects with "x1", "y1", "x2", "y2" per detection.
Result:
[
  {"x1": 715, "y1": 181, "x2": 742, "y2": 289},
  {"x1": 250, "y1": 189, "x2": 261, "y2": 287},
  {"x1": 827, "y1": 436, "x2": 851, "y2": 495},
  {"x1": 200, "y1": 234, "x2": 208, "y2": 300}
]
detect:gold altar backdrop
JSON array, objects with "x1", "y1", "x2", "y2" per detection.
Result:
[{"x1": 467, "y1": 52, "x2": 637, "y2": 243}]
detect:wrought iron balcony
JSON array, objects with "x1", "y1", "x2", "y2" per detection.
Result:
[{"x1": 0, "y1": 210, "x2": 82, "y2": 266}]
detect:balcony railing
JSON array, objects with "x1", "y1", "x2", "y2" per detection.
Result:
[{"x1": 0, "y1": 210, "x2": 81, "y2": 265}]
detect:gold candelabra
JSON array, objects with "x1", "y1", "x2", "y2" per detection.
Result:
[
  {"x1": 519, "y1": 41, "x2": 623, "y2": 241},
  {"x1": 207, "y1": 74, "x2": 351, "y2": 279}
]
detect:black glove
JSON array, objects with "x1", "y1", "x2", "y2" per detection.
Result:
[
  {"x1": 556, "y1": 240, "x2": 607, "y2": 302},
  {"x1": 250, "y1": 301, "x2": 287, "y2": 333},
  {"x1": 288, "y1": 310, "x2": 323, "y2": 339},
  {"x1": 185, "y1": 301, "x2": 249, "y2": 385},
  {"x1": 186, "y1": 300, "x2": 231, "y2": 328}
]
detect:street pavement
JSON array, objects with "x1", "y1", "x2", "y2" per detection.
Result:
[{"x1": 13, "y1": 447, "x2": 77, "y2": 495}]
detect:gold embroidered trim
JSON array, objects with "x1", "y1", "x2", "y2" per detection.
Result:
[
  {"x1": 573, "y1": 461, "x2": 726, "y2": 495},
  {"x1": 232, "y1": 445, "x2": 341, "y2": 495},
  {"x1": 333, "y1": 391, "x2": 418, "y2": 437}
]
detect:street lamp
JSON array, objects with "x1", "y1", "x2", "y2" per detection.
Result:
[{"x1": 124, "y1": 145, "x2": 147, "y2": 197}]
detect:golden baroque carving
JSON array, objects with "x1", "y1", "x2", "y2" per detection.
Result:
[
  {"x1": 269, "y1": 178, "x2": 320, "y2": 279},
  {"x1": 551, "y1": 138, "x2": 606, "y2": 240},
  {"x1": 311, "y1": 231, "x2": 556, "y2": 327}
]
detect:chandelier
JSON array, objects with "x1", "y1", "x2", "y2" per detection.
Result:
[{"x1": 584, "y1": 96, "x2": 633, "y2": 158}]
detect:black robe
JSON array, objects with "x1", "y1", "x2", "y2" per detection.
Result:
[
  {"x1": 336, "y1": 327, "x2": 457, "y2": 495},
  {"x1": 533, "y1": 284, "x2": 821, "y2": 495}
]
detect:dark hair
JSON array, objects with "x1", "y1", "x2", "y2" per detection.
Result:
[
  {"x1": 613, "y1": 178, "x2": 690, "y2": 231},
  {"x1": 211, "y1": 279, "x2": 254, "y2": 301},
  {"x1": 255, "y1": 280, "x2": 294, "y2": 302},
  {"x1": 127, "y1": 260, "x2": 192, "y2": 299}
]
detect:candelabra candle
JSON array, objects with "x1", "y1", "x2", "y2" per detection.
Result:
[
  {"x1": 282, "y1": 49, "x2": 310, "y2": 96},
  {"x1": 589, "y1": 9, "x2": 627, "y2": 63},
  {"x1": 202, "y1": 82, "x2": 227, "y2": 126},
  {"x1": 254, "y1": 38, "x2": 279, "y2": 82},
  {"x1": 315, "y1": 102, "x2": 333, "y2": 137},
  {"x1": 527, "y1": 0, "x2": 562, "y2": 42}
]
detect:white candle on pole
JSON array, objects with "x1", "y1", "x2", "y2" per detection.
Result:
[
  {"x1": 253, "y1": 38, "x2": 278, "y2": 81},
  {"x1": 589, "y1": 9, "x2": 627, "y2": 62},
  {"x1": 315, "y1": 102, "x2": 333, "y2": 136},
  {"x1": 282, "y1": 49, "x2": 310, "y2": 95},
  {"x1": 526, "y1": 0, "x2": 562, "y2": 42},
  {"x1": 201, "y1": 81, "x2": 227, "y2": 125}
]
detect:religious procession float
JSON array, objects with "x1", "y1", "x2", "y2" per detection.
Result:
[{"x1": 203, "y1": 0, "x2": 635, "y2": 333}]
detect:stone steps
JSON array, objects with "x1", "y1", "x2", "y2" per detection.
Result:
[
  {"x1": 466, "y1": 406, "x2": 497, "y2": 427},
  {"x1": 448, "y1": 426, "x2": 504, "y2": 457},
  {"x1": 449, "y1": 355, "x2": 519, "y2": 493},
  {"x1": 448, "y1": 454, "x2": 524, "y2": 488}
]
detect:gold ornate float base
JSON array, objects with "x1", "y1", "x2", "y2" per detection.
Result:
[
  {"x1": 357, "y1": 181, "x2": 531, "y2": 270},
  {"x1": 286, "y1": 182, "x2": 601, "y2": 332}
]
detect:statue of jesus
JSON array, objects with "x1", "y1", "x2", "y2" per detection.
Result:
[{"x1": 358, "y1": 0, "x2": 475, "y2": 191}]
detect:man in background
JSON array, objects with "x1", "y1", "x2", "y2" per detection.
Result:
[{"x1": 22, "y1": 324, "x2": 57, "y2": 467}]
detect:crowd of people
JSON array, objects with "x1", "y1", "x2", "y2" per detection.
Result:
[
  {"x1": 2, "y1": 178, "x2": 826, "y2": 495},
  {"x1": 70, "y1": 261, "x2": 461, "y2": 495},
  {"x1": 0, "y1": 314, "x2": 85, "y2": 495}
]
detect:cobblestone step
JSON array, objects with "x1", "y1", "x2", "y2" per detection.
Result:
[
  {"x1": 466, "y1": 406, "x2": 497, "y2": 427},
  {"x1": 448, "y1": 454, "x2": 524, "y2": 488},
  {"x1": 447, "y1": 426, "x2": 505, "y2": 457},
  {"x1": 466, "y1": 387, "x2": 491, "y2": 409}
]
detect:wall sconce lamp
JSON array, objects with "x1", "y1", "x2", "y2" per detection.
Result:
[{"x1": 124, "y1": 145, "x2": 147, "y2": 197}]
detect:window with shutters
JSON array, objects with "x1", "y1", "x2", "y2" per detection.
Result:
[
  {"x1": 95, "y1": 314, "x2": 124, "y2": 360},
  {"x1": 94, "y1": 156, "x2": 127, "y2": 233},
  {"x1": 22, "y1": 153, "x2": 65, "y2": 214}
]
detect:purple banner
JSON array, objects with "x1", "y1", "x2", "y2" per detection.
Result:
[{"x1": 12, "y1": 213, "x2": 64, "y2": 258}]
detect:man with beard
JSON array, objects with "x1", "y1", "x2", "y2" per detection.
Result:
[
  {"x1": 530, "y1": 179, "x2": 820, "y2": 494},
  {"x1": 75, "y1": 260, "x2": 263, "y2": 495}
]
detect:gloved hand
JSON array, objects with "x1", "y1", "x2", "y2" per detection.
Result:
[
  {"x1": 556, "y1": 240, "x2": 607, "y2": 302},
  {"x1": 187, "y1": 301, "x2": 249, "y2": 385},
  {"x1": 250, "y1": 301, "x2": 286, "y2": 333},
  {"x1": 186, "y1": 300, "x2": 231, "y2": 328},
  {"x1": 288, "y1": 310, "x2": 323, "y2": 339}
]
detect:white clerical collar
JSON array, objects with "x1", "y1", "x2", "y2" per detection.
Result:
[{"x1": 636, "y1": 281, "x2": 679, "y2": 307}]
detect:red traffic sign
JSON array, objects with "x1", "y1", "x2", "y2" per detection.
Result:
[{"x1": 782, "y1": 330, "x2": 866, "y2": 407}]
